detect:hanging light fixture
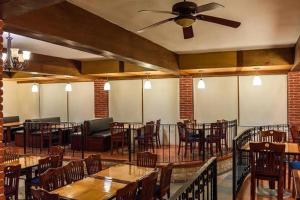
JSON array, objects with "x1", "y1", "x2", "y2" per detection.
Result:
[
  {"x1": 104, "y1": 77, "x2": 111, "y2": 91},
  {"x1": 2, "y1": 33, "x2": 31, "y2": 72},
  {"x1": 144, "y1": 73, "x2": 152, "y2": 90},
  {"x1": 252, "y1": 68, "x2": 262, "y2": 86},
  {"x1": 197, "y1": 72, "x2": 206, "y2": 89},
  {"x1": 31, "y1": 83, "x2": 39, "y2": 93},
  {"x1": 65, "y1": 83, "x2": 72, "y2": 92}
]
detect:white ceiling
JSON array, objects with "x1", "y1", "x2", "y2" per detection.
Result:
[
  {"x1": 3, "y1": 32, "x2": 104, "y2": 60},
  {"x1": 69, "y1": 0, "x2": 300, "y2": 53}
]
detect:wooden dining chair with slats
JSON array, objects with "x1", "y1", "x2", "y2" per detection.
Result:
[
  {"x1": 40, "y1": 167, "x2": 66, "y2": 192},
  {"x1": 137, "y1": 152, "x2": 157, "y2": 168},
  {"x1": 4, "y1": 165, "x2": 21, "y2": 200},
  {"x1": 110, "y1": 122, "x2": 127, "y2": 154},
  {"x1": 116, "y1": 182, "x2": 138, "y2": 200},
  {"x1": 206, "y1": 122, "x2": 223, "y2": 156},
  {"x1": 84, "y1": 154, "x2": 102, "y2": 175},
  {"x1": 63, "y1": 160, "x2": 85, "y2": 184},
  {"x1": 4, "y1": 150, "x2": 19, "y2": 162},
  {"x1": 135, "y1": 122, "x2": 155, "y2": 152},
  {"x1": 49, "y1": 145, "x2": 64, "y2": 167},
  {"x1": 30, "y1": 156, "x2": 53, "y2": 188},
  {"x1": 156, "y1": 163, "x2": 174, "y2": 200},
  {"x1": 139, "y1": 170, "x2": 159, "y2": 200},
  {"x1": 153, "y1": 119, "x2": 161, "y2": 148},
  {"x1": 260, "y1": 130, "x2": 286, "y2": 143},
  {"x1": 31, "y1": 188, "x2": 59, "y2": 200},
  {"x1": 249, "y1": 142, "x2": 285, "y2": 200}
]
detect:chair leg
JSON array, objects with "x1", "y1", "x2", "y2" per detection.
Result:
[
  {"x1": 278, "y1": 178, "x2": 284, "y2": 200},
  {"x1": 178, "y1": 140, "x2": 181, "y2": 155},
  {"x1": 184, "y1": 142, "x2": 188, "y2": 157},
  {"x1": 250, "y1": 177, "x2": 256, "y2": 200},
  {"x1": 288, "y1": 167, "x2": 292, "y2": 189}
]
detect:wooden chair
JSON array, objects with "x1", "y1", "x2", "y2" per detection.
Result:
[
  {"x1": 217, "y1": 120, "x2": 229, "y2": 152},
  {"x1": 206, "y1": 122, "x2": 223, "y2": 156},
  {"x1": 39, "y1": 123, "x2": 61, "y2": 153},
  {"x1": 116, "y1": 182, "x2": 138, "y2": 200},
  {"x1": 291, "y1": 125, "x2": 300, "y2": 143},
  {"x1": 156, "y1": 163, "x2": 174, "y2": 200},
  {"x1": 135, "y1": 122, "x2": 155, "y2": 152},
  {"x1": 289, "y1": 125, "x2": 300, "y2": 189},
  {"x1": 40, "y1": 167, "x2": 65, "y2": 191},
  {"x1": 31, "y1": 188, "x2": 59, "y2": 200},
  {"x1": 4, "y1": 150, "x2": 19, "y2": 162},
  {"x1": 249, "y1": 142, "x2": 285, "y2": 200},
  {"x1": 84, "y1": 154, "x2": 102, "y2": 175},
  {"x1": 177, "y1": 122, "x2": 203, "y2": 157},
  {"x1": 137, "y1": 152, "x2": 157, "y2": 168},
  {"x1": 63, "y1": 160, "x2": 85, "y2": 184},
  {"x1": 4, "y1": 165, "x2": 21, "y2": 200},
  {"x1": 139, "y1": 171, "x2": 159, "y2": 200},
  {"x1": 31, "y1": 156, "x2": 54, "y2": 187},
  {"x1": 153, "y1": 119, "x2": 161, "y2": 148},
  {"x1": 260, "y1": 130, "x2": 286, "y2": 143},
  {"x1": 110, "y1": 122, "x2": 127, "y2": 154},
  {"x1": 49, "y1": 145, "x2": 64, "y2": 167}
]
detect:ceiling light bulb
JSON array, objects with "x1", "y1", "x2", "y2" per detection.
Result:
[
  {"x1": 22, "y1": 51, "x2": 31, "y2": 60},
  {"x1": 144, "y1": 79, "x2": 152, "y2": 90},
  {"x1": 104, "y1": 81, "x2": 111, "y2": 91},
  {"x1": 252, "y1": 76, "x2": 262, "y2": 86},
  {"x1": 31, "y1": 84, "x2": 39, "y2": 93},
  {"x1": 65, "y1": 83, "x2": 72, "y2": 92},
  {"x1": 2, "y1": 53, "x2": 7, "y2": 61},
  {"x1": 198, "y1": 79, "x2": 206, "y2": 89}
]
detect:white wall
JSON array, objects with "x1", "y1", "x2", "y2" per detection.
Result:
[
  {"x1": 239, "y1": 75, "x2": 287, "y2": 126},
  {"x1": 109, "y1": 80, "x2": 142, "y2": 122},
  {"x1": 3, "y1": 81, "x2": 19, "y2": 117},
  {"x1": 194, "y1": 76, "x2": 238, "y2": 123}
]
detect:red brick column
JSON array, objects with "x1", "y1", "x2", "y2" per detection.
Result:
[
  {"x1": 179, "y1": 76, "x2": 194, "y2": 120},
  {"x1": 0, "y1": 20, "x2": 4, "y2": 199},
  {"x1": 94, "y1": 79, "x2": 109, "y2": 118},
  {"x1": 288, "y1": 71, "x2": 300, "y2": 124}
]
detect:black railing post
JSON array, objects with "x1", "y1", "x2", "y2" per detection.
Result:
[
  {"x1": 213, "y1": 159, "x2": 218, "y2": 200},
  {"x1": 128, "y1": 124, "x2": 132, "y2": 163},
  {"x1": 202, "y1": 123, "x2": 205, "y2": 162},
  {"x1": 232, "y1": 138, "x2": 236, "y2": 200},
  {"x1": 23, "y1": 122, "x2": 27, "y2": 154},
  {"x1": 81, "y1": 124, "x2": 84, "y2": 159}
]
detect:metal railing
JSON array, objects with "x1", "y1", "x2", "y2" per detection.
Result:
[
  {"x1": 232, "y1": 124, "x2": 289, "y2": 200},
  {"x1": 170, "y1": 157, "x2": 217, "y2": 200}
]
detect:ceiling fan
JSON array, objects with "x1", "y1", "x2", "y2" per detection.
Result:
[{"x1": 137, "y1": 0, "x2": 241, "y2": 39}]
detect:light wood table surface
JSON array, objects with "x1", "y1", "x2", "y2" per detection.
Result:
[
  {"x1": 3, "y1": 122, "x2": 23, "y2": 127},
  {"x1": 4, "y1": 155, "x2": 41, "y2": 169},
  {"x1": 3, "y1": 122, "x2": 23, "y2": 144},
  {"x1": 93, "y1": 164, "x2": 155, "y2": 183},
  {"x1": 241, "y1": 142, "x2": 300, "y2": 155},
  {"x1": 52, "y1": 177, "x2": 125, "y2": 200}
]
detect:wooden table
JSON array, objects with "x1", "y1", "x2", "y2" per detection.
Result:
[
  {"x1": 293, "y1": 170, "x2": 300, "y2": 200},
  {"x1": 51, "y1": 177, "x2": 126, "y2": 200},
  {"x1": 3, "y1": 121, "x2": 23, "y2": 144},
  {"x1": 241, "y1": 142, "x2": 300, "y2": 155},
  {"x1": 93, "y1": 164, "x2": 154, "y2": 183},
  {"x1": 4, "y1": 155, "x2": 41, "y2": 200}
]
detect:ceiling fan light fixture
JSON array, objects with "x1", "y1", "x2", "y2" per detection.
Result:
[{"x1": 175, "y1": 16, "x2": 195, "y2": 27}]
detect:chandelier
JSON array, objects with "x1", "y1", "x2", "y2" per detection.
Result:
[{"x1": 2, "y1": 33, "x2": 31, "y2": 72}]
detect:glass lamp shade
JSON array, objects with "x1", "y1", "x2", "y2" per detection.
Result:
[
  {"x1": 2, "y1": 53, "x2": 7, "y2": 61},
  {"x1": 197, "y1": 79, "x2": 206, "y2": 89},
  {"x1": 22, "y1": 51, "x2": 31, "y2": 60},
  {"x1": 104, "y1": 81, "x2": 111, "y2": 91},
  {"x1": 65, "y1": 83, "x2": 72, "y2": 92},
  {"x1": 144, "y1": 79, "x2": 152, "y2": 89},
  {"x1": 252, "y1": 76, "x2": 262, "y2": 86},
  {"x1": 18, "y1": 53, "x2": 24, "y2": 62},
  {"x1": 11, "y1": 48, "x2": 19, "y2": 58},
  {"x1": 31, "y1": 84, "x2": 39, "y2": 93}
]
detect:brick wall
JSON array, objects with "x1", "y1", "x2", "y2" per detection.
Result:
[
  {"x1": 179, "y1": 76, "x2": 194, "y2": 120},
  {"x1": 288, "y1": 71, "x2": 300, "y2": 124},
  {"x1": 0, "y1": 20, "x2": 3, "y2": 199},
  {"x1": 94, "y1": 79, "x2": 109, "y2": 118}
]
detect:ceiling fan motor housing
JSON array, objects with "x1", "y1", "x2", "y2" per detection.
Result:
[{"x1": 173, "y1": 1, "x2": 197, "y2": 27}]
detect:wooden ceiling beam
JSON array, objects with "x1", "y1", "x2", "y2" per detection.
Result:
[
  {"x1": 291, "y1": 36, "x2": 300, "y2": 71},
  {"x1": 0, "y1": 0, "x2": 65, "y2": 20},
  {"x1": 4, "y1": 1, "x2": 179, "y2": 73}
]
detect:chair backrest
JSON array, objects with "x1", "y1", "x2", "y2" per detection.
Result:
[
  {"x1": 260, "y1": 130, "x2": 286, "y2": 143},
  {"x1": 31, "y1": 188, "x2": 59, "y2": 200},
  {"x1": 39, "y1": 122, "x2": 52, "y2": 136},
  {"x1": 4, "y1": 165, "x2": 21, "y2": 196},
  {"x1": 177, "y1": 122, "x2": 187, "y2": 140},
  {"x1": 49, "y1": 146, "x2": 64, "y2": 167},
  {"x1": 137, "y1": 152, "x2": 157, "y2": 168},
  {"x1": 144, "y1": 121, "x2": 155, "y2": 139},
  {"x1": 210, "y1": 123, "x2": 222, "y2": 137},
  {"x1": 4, "y1": 150, "x2": 19, "y2": 162},
  {"x1": 159, "y1": 163, "x2": 174, "y2": 197},
  {"x1": 116, "y1": 182, "x2": 138, "y2": 200},
  {"x1": 38, "y1": 157, "x2": 53, "y2": 175},
  {"x1": 63, "y1": 160, "x2": 85, "y2": 184},
  {"x1": 40, "y1": 167, "x2": 65, "y2": 191},
  {"x1": 155, "y1": 119, "x2": 161, "y2": 135},
  {"x1": 249, "y1": 142, "x2": 285, "y2": 178},
  {"x1": 183, "y1": 119, "x2": 196, "y2": 129},
  {"x1": 110, "y1": 122, "x2": 125, "y2": 137},
  {"x1": 84, "y1": 154, "x2": 102, "y2": 175},
  {"x1": 140, "y1": 171, "x2": 159, "y2": 200},
  {"x1": 291, "y1": 125, "x2": 300, "y2": 142}
]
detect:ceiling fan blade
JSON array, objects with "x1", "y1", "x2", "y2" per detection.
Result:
[
  {"x1": 139, "y1": 10, "x2": 178, "y2": 15},
  {"x1": 183, "y1": 26, "x2": 194, "y2": 39},
  {"x1": 196, "y1": 14, "x2": 241, "y2": 28},
  {"x1": 137, "y1": 18, "x2": 175, "y2": 33},
  {"x1": 196, "y1": 2, "x2": 224, "y2": 13}
]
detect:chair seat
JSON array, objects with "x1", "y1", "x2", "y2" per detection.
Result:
[{"x1": 289, "y1": 161, "x2": 300, "y2": 169}]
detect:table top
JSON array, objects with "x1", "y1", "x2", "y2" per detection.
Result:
[
  {"x1": 51, "y1": 177, "x2": 125, "y2": 200},
  {"x1": 3, "y1": 122, "x2": 23, "y2": 127},
  {"x1": 93, "y1": 164, "x2": 154, "y2": 183},
  {"x1": 293, "y1": 170, "x2": 300, "y2": 199},
  {"x1": 4, "y1": 155, "x2": 41, "y2": 169},
  {"x1": 241, "y1": 142, "x2": 300, "y2": 155}
]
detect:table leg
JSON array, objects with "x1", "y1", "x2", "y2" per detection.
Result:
[{"x1": 23, "y1": 168, "x2": 33, "y2": 200}]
